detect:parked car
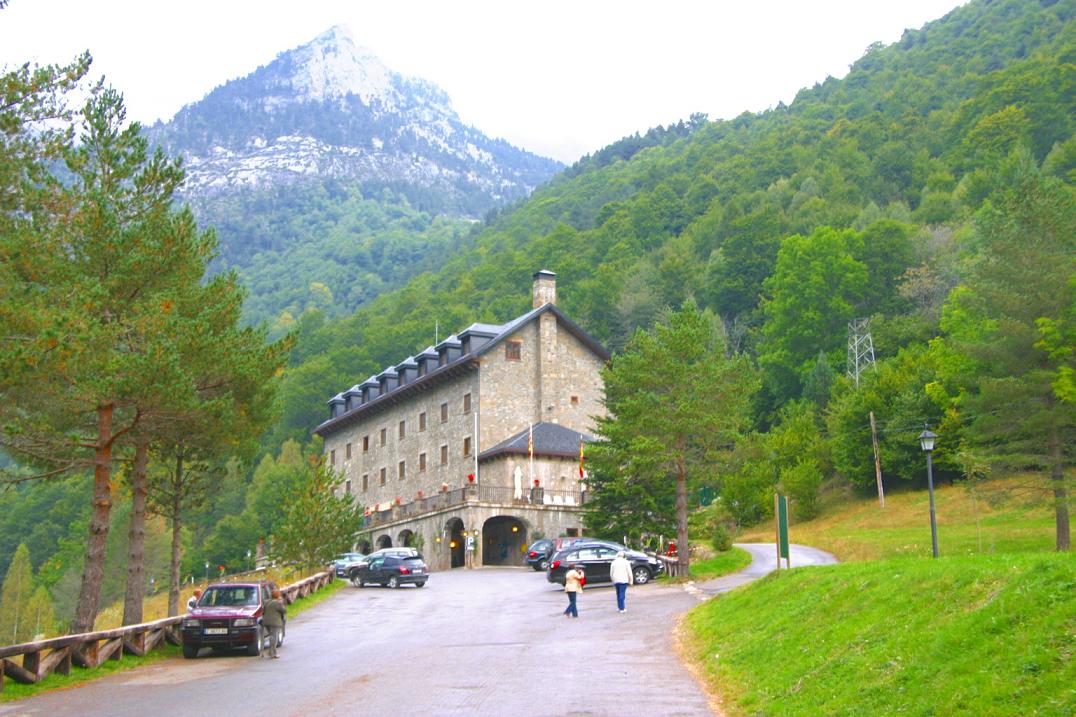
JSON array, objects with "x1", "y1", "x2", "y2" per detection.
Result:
[
  {"x1": 331, "y1": 552, "x2": 366, "y2": 577},
  {"x1": 181, "y1": 581, "x2": 281, "y2": 658},
  {"x1": 350, "y1": 552, "x2": 428, "y2": 588},
  {"x1": 546, "y1": 545, "x2": 663, "y2": 586},
  {"x1": 524, "y1": 538, "x2": 556, "y2": 571},
  {"x1": 348, "y1": 547, "x2": 420, "y2": 573}
]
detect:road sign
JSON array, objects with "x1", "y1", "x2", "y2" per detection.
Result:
[{"x1": 775, "y1": 494, "x2": 790, "y2": 569}]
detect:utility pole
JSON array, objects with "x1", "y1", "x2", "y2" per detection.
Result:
[
  {"x1": 869, "y1": 411, "x2": 885, "y2": 507},
  {"x1": 847, "y1": 318, "x2": 876, "y2": 387}
]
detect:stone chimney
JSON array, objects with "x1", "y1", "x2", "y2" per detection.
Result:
[{"x1": 532, "y1": 270, "x2": 557, "y2": 308}]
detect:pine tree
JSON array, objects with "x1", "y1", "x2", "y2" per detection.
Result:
[
  {"x1": 0, "y1": 543, "x2": 34, "y2": 644},
  {"x1": 586, "y1": 302, "x2": 758, "y2": 569},
  {"x1": 940, "y1": 152, "x2": 1074, "y2": 550}
]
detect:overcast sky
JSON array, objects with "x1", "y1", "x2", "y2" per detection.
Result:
[{"x1": 0, "y1": 0, "x2": 965, "y2": 163}]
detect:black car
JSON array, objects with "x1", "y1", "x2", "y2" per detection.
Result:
[
  {"x1": 331, "y1": 552, "x2": 366, "y2": 577},
  {"x1": 350, "y1": 552, "x2": 428, "y2": 588},
  {"x1": 524, "y1": 539, "x2": 555, "y2": 571},
  {"x1": 546, "y1": 545, "x2": 663, "y2": 586}
]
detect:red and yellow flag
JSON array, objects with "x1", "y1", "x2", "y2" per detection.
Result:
[{"x1": 579, "y1": 439, "x2": 585, "y2": 478}]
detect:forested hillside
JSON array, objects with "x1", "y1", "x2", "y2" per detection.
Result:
[
  {"x1": 2, "y1": 0, "x2": 1072, "y2": 614},
  {"x1": 272, "y1": 0, "x2": 1073, "y2": 442}
]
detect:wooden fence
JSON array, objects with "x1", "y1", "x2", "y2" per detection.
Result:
[
  {"x1": 0, "y1": 570, "x2": 334, "y2": 693},
  {"x1": 656, "y1": 554, "x2": 689, "y2": 578}
]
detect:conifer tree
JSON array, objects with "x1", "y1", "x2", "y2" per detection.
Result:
[
  {"x1": 0, "y1": 543, "x2": 34, "y2": 644},
  {"x1": 587, "y1": 302, "x2": 757, "y2": 569}
]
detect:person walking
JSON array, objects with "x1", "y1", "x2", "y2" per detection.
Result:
[
  {"x1": 563, "y1": 564, "x2": 585, "y2": 618},
  {"x1": 609, "y1": 551, "x2": 634, "y2": 613},
  {"x1": 262, "y1": 588, "x2": 287, "y2": 658}
]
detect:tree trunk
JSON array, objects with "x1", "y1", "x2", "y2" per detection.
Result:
[
  {"x1": 72, "y1": 404, "x2": 115, "y2": 634},
  {"x1": 1050, "y1": 424, "x2": 1070, "y2": 551},
  {"x1": 167, "y1": 453, "x2": 184, "y2": 617},
  {"x1": 676, "y1": 461, "x2": 690, "y2": 572},
  {"x1": 122, "y1": 437, "x2": 149, "y2": 625}
]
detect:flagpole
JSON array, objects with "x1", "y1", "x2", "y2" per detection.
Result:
[
  {"x1": 528, "y1": 422, "x2": 534, "y2": 488},
  {"x1": 474, "y1": 412, "x2": 479, "y2": 485}
]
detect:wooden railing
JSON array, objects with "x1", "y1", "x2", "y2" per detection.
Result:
[
  {"x1": 656, "y1": 554, "x2": 688, "y2": 578},
  {"x1": 0, "y1": 570, "x2": 334, "y2": 693}
]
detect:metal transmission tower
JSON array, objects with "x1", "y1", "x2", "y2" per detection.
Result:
[{"x1": 847, "y1": 318, "x2": 876, "y2": 387}]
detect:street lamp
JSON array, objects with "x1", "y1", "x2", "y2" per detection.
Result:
[
  {"x1": 204, "y1": 561, "x2": 209, "y2": 582},
  {"x1": 918, "y1": 426, "x2": 939, "y2": 558}
]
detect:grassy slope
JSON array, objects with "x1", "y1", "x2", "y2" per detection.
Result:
[
  {"x1": 683, "y1": 554, "x2": 1075, "y2": 717},
  {"x1": 686, "y1": 548, "x2": 754, "y2": 581},
  {"x1": 739, "y1": 477, "x2": 1059, "y2": 562}
]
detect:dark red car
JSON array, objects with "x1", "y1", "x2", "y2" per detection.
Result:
[{"x1": 180, "y1": 581, "x2": 282, "y2": 658}]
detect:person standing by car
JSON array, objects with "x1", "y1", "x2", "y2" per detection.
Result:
[
  {"x1": 563, "y1": 564, "x2": 584, "y2": 618},
  {"x1": 609, "y1": 551, "x2": 634, "y2": 613},
  {"x1": 186, "y1": 589, "x2": 202, "y2": 612},
  {"x1": 262, "y1": 588, "x2": 287, "y2": 658}
]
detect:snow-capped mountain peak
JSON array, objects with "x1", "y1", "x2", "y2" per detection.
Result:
[{"x1": 286, "y1": 25, "x2": 395, "y2": 106}]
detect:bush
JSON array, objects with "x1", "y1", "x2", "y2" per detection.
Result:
[{"x1": 711, "y1": 523, "x2": 733, "y2": 552}]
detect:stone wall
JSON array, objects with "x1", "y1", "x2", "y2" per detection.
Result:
[{"x1": 324, "y1": 369, "x2": 481, "y2": 508}]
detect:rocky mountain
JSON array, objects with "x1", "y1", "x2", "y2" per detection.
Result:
[
  {"x1": 142, "y1": 27, "x2": 564, "y2": 330},
  {"x1": 151, "y1": 26, "x2": 561, "y2": 215}
]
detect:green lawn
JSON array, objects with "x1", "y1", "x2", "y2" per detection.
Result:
[
  {"x1": 683, "y1": 553, "x2": 1076, "y2": 717},
  {"x1": 739, "y1": 476, "x2": 1060, "y2": 562},
  {"x1": 685, "y1": 547, "x2": 753, "y2": 580}
]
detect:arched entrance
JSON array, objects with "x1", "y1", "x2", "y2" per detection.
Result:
[
  {"x1": 376, "y1": 534, "x2": 393, "y2": 549},
  {"x1": 397, "y1": 529, "x2": 415, "y2": 547},
  {"x1": 482, "y1": 516, "x2": 527, "y2": 566},
  {"x1": 445, "y1": 518, "x2": 465, "y2": 568},
  {"x1": 356, "y1": 538, "x2": 371, "y2": 554}
]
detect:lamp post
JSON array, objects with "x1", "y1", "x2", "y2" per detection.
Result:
[
  {"x1": 918, "y1": 426, "x2": 939, "y2": 558},
  {"x1": 204, "y1": 561, "x2": 209, "y2": 582}
]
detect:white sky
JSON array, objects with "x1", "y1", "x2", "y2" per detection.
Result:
[{"x1": 0, "y1": 0, "x2": 965, "y2": 163}]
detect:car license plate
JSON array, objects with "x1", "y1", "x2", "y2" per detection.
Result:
[
  {"x1": 413, "y1": 568, "x2": 423, "y2": 573},
  {"x1": 204, "y1": 628, "x2": 228, "y2": 635}
]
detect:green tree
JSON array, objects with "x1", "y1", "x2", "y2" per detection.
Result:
[
  {"x1": 759, "y1": 227, "x2": 869, "y2": 406},
  {"x1": 587, "y1": 302, "x2": 757, "y2": 570},
  {"x1": 272, "y1": 459, "x2": 364, "y2": 569},
  {"x1": 938, "y1": 154, "x2": 1074, "y2": 550},
  {"x1": 0, "y1": 543, "x2": 34, "y2": 644}
]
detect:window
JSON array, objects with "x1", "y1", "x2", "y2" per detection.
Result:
[
  {"x1": 463, "y1": 393, "x2": 471, "y2": 414},
  {"x1": 440, "y1": 402, "x2": 448, "y2": 422},
  {"x1": 398, "y1": 461, "x2": 406, "y2": 480},
  {"x1": 440, "y1": 444, "x2": 448, "y2": 465},
  {"x1": 346, "y1": 442, "x2": 352, "y2": 460},
  {"x1": 330, "y1": 449, "x2": 336, "y2": 466},
  {"x1": 380, "y1": 428, "x2": 387, "y2": 446},
  {"x1": 463, "y1": 436, "x2": 472, "y2": 457},
  {"x1": 399, "y1": 420, "x2": 406, "y2": 439},
  {"x1": 419, "y1": 411, "x2": 427, "y2": 432},
  {"x1": 570, "y1": 395, "x2": 579, "y2": 406},
  {"x1": 345, "y1": 479, "x2": 352, "y2": 495},
  {"x1": 379, "y1": 467, "x2": 386, "y2": 486},
  {"x1": 419, "y1": 452, "x2": 427, "y2": 472},
  {"x1": 363, "y1": 435, "x2": 369, "y2": 453},
  {"x1": 505, "y1": 340, "x2": 521, "y2": 361},
  {"x1": 362, "y1": 474, "x2": 369, "y2": 492}
]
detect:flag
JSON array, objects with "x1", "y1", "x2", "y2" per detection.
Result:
[
  {"x1": 528, "y1": 423, "x2": 533, "y2": 459},
  {"x1": 579, "y1": 439, "x2": 585, "y2": 478}
]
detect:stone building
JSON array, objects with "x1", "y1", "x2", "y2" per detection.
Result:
[{"x1": 313, "y1": 271, "x2": 609, "y2": 571}]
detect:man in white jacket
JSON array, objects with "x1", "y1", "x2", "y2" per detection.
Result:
[{"x1": 609, "y1": 551, "x2": 634, "y2": 613}]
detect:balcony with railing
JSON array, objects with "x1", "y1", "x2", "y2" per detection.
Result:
[{"x1": 361, "y1": 484, "x2": 585, "y2": 529}]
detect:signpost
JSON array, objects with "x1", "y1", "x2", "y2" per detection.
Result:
[{"x1": 774, "y1": 494, "x2": 790, "y2": 570}]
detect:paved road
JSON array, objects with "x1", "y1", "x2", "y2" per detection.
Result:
[{"x1": 3, "y1": 544, "x2": 835, "y2": 717}]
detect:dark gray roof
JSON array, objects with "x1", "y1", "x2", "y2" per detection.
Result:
[
  {"x1": 478, "y1": 422, "x2": 593, "y2": 462},
  {"x1": 315, "y1": 303, "x2": 609, "y2": 436}
]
